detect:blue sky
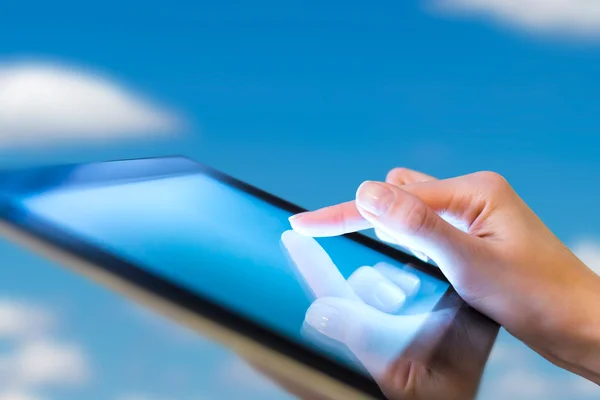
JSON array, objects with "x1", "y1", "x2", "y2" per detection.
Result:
[{"x1": 1, "y1": 1, "x2": 600, "y2": 399}]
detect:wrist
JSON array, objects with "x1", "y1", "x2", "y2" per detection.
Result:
[{"x1": 553, "y1": 273, "x2": 600, "y2": 383}]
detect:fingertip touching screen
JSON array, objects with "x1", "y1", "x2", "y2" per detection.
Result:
[{"x1": 7, "y1": 159, "x2": 451, "y2": 380}]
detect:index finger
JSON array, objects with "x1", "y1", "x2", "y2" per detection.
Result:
[
  {"x1": 289, "y1": 168, "x2": 438, "y2": 238},
  {"x1": 289, "y1": 200, "x2": 371, "y2": 237}
]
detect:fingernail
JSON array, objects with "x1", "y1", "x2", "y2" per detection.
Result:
[
  {"x1": 289, "y1": 212, "x2": 307, "y2": 222},
  {"x1": 374, "y1": 263, "x2": 422, "y2": 298},
  {"x1": 374, "y1": 280, "x2": 406, "y2": 313},
  {"x1": 305, "y1": 304, "x2": 342, "y2": 340},
  {"x1": 356, "y1": 181, "x2": 394, "y2": 216}
]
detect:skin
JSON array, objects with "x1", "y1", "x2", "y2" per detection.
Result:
[{"x1": 289, "y1": 167, "x2": 600, "y2": 386}]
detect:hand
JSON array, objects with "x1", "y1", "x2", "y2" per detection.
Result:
[
  {"x1": 289, "y1": 168, "x2": 600, "y2": 384},
  {"x1": 275, "y1": 230, "x2": 497, "y2": 400}
]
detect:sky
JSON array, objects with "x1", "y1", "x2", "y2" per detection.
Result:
[{"x1": 1, "y1": 0, "x2": 600, "y2": 399}]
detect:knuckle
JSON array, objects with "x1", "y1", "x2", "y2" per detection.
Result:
[
  {"x1": 327, "y1": 204, "x2": 348, "y2": 228},
  {"x1": 384, "y1": 358, "x2": 420, "y2": 395},
  {"x1": 400, "y1": 199, "x2": 433, "y2": 237},
  {"x1": 328, "y1": 205, "x2": 352, "y2": 235},
  {"x1": 473, "y1": 171, "x2": 510, "y2": 195},
  {"x1": 386, "y1": 167, "x2": 411, "y2": 184},
  {"x1": 336, "y1": 205, "x2": 349, "y2": 229}
]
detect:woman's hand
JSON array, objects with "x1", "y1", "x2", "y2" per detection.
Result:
[{"x1": 289, "y1": 168, "x2": 600, "y2": 384}]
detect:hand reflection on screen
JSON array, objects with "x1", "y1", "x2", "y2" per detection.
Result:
[{"x1": 270, "y1": 230, "x2": 498, "y2": 400}]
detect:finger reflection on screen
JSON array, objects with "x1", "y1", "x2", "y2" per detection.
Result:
[{"x1": 280, "y1": 230, "x2": 498, "y2": 400}]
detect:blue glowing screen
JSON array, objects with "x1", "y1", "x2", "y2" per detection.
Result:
[{"x1": 20, "y1": 172, "x2": 449, "y2": 374}]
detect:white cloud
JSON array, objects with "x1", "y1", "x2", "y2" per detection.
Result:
[
  {"x1": 430, "y1": 0, "x2": 600, "y2": 39},
  {"x1": 115, "y1": 395, "x2": 208, "y2": 400},
  {"x1": 0, "y1": 391, "x2": 44, "y2": 400},
  {"x1": 0, "y1": 298, "x2": 90, "y2": 395},
  {"x1": 0, "y1": 339, "x2": 90, "y2": 390},
  {"x1": 569, "y1": 375, "x2": 600, "y2": 396},
  {"x1": 9, "y1": 340, "x2": 90, "y2": 387},
  {"x1": 572, "y1": 239, "x2": 600, "y2": 275},
  {"x1": 493, "y1": 369, "x2": 551, "y2": 398},
  {"x1": 481, "y1": 329, "x2": 600, "y2": 400},
  {"x1": 0, "y1": 300, "x2": 53, "y2": 340},
  {"x1": 0, "y1": 60, "x2": 181, "y2": 147},
  {"x1": 483, "y1": 366, "x2": 600, "y2": 400},
  {"x1": 116, "y1": 395, "x2": 174, "y2": 400}
]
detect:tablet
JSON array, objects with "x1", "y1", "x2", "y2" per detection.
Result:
[{"x1": 0, "y1": 157, "x2": 498, "y2": 399}]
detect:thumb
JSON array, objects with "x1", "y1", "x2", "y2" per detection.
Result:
[{"x1": 354, "y1": 181, "x2": 475, "y2": 268}]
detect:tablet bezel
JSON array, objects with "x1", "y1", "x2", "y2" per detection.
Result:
[{"x1": 0, "y1": 156, "x2": 457, "y2": 399}]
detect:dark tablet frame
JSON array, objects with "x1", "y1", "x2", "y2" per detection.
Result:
[{"x1": 0, "y1": 156, "x2": 456, "y2": 399}]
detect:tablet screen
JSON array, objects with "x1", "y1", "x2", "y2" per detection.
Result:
[{"x1": 18, "y1": 168, "x2": 450, "y2": 377}]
